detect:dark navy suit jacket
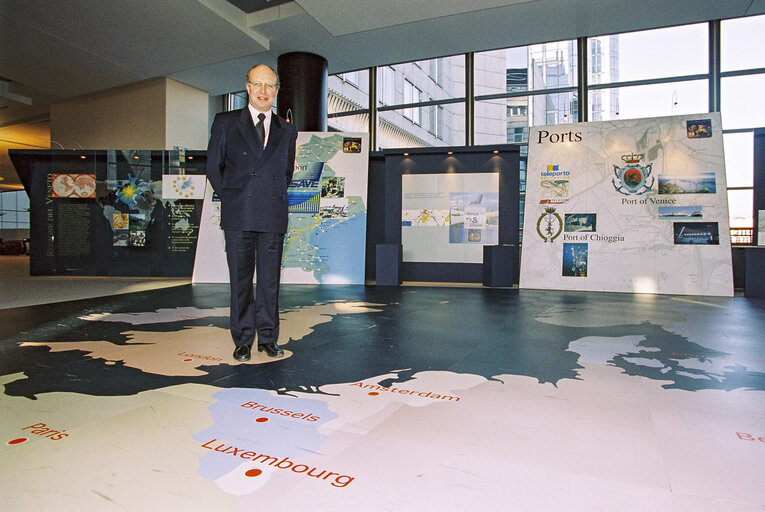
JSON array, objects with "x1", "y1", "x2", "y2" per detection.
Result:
[{"x1": 206, "y1": 108, "x2": 297, "y2": 233}]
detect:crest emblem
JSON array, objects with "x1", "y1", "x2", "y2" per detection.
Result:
[
  {"x1": 612, "y1": 153, "x2": 653, "y2": 195},
  {"x1": 536, "y1": 207, "x2": 563, "y2": 243}
]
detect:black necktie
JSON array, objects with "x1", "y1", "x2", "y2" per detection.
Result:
[{"x1": 255, "y1": 113, "x2": 266, "y2": 146}]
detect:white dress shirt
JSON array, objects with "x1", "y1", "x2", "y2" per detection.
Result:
[{"x1": 247, "y1": 104, "x2": 272, "y2": 148}]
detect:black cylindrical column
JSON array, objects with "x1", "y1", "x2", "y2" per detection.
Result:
[{"x1": 277, "y1": 52, "x2": 328, "y2": 132}]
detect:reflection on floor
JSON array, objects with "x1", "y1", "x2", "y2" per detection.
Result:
[{"x1": 1, "y1": 283, "x2": 764, "y2": 511}]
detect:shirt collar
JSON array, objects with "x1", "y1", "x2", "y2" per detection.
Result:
[{"x1": 247, "y1": 104, "x2": 272, "y2": 126}]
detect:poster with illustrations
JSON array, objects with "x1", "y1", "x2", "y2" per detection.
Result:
[
  {"x1": 520, "y1": 113, "x2": 733, "y2": 296},
  {"x1": 193, "y1": 133, "x2": 368, "y2": 284}
]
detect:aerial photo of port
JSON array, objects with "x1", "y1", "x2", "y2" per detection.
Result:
[{"x1": 658, "y1": 172, "x2": 717, "y2": 194}]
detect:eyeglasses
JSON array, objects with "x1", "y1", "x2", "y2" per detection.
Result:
[{"x1": 248, "y1": 81, "x2": 278, "y2": 91}]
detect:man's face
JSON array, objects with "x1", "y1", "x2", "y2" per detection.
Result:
[{"x1": 246, "y1": 65, "x2": 278, "y2": 112}]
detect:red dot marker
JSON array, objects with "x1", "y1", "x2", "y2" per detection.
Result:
[
  {"x1": 245, "y1": 469, "x2": 262, "y2": 477},
  {"x1": 184, "y1": 359, "x2": 193, "y2": 362},
  {"x1": 255, "y1": 417, "x2": 269, "y2": 423},
  {"x1": 368, "y1": 392, "x2": 379, "y2": 396},
  {"x1": 8, "y1": 438, "x2": 27, "y2": 445}
]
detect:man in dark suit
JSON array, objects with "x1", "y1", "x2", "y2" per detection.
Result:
[{"x1": 206, "y1": 64, "x2": 297, "y2": 361}]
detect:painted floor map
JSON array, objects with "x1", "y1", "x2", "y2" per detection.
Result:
[{"x1": 1, "y1": 285, "x2": 764, "y2": 511}]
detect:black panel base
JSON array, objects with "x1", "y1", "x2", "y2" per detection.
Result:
[
  {"x1": 482, "y1": 244, "x2": 519, "y2": 287},
  {"x1": 376, "y1": 244, "x2": 402, "y2": 286},
  {"x1": 744, "y1": 247, "x2": 765, "y2": 298}
]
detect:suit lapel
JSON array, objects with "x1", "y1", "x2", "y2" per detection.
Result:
[
  {"x1": 261, "y1": 114, "x2": 284, "y2": 162},
  {"x1": 236, "y1": 108, "x2": 263, "y2": 156}
]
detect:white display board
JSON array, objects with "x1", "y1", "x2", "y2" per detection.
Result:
[
  {"x1": 193, "y1": 132, "x2": 369, "y2": 284},
  {"x1": 401, "y1": 173, "x2": 499, "y2": 263},
  {"x1": 520, "y1": 113, "x2": 733, "y2": 296}
]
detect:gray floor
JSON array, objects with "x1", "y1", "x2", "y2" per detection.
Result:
[{"x1": 0, "y1": 255, "x2": 190, "y2": 309}]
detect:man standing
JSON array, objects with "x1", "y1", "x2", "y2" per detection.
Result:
[{"x1": 206, "y1": 64, "x2": 297, "y2": 361}]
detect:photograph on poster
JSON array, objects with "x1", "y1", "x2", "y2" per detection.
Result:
[
  {"x1": 113, "y1": 231, "x2": 128, "y2": 247},
  {"x1": 321, "y1": 176, "x2": 345, "y2": 198},
  {"x1": 659, "y1": 172, "x2": 717, "y2": 194},
  {"x1": 658, "y1": 206, "x2": 703, "y2": 219},
  {"x1": 564, "y1": 213, "x2": 597, "y2": 232},
  {"x1": 112, "y1": 213, "x2": 129, "y2": 230},
  {"x1": 685, "y1": 119, "x2": 712, "y2": 139},
  {"x1": 686, "y1": 119, "x2": 712, "y2": 138},
  {"x1": 673, "y1": 222, "x2": 719, "y2": 245},
  {"x1": 540, "y1": 164, "x2": 570, "y2": 202},
  {"x1": 448, "y1": 192, "x2": 498, "y2": 244},
  {"x1": 562, "y1": 243, "x2": 588, "y2": 277},
  {"x1": 128, "y1": 213, "x2": 149, "y2": 247},
  {"x1": 342, "y1": 137, "x2": 361, "y2": 153}
]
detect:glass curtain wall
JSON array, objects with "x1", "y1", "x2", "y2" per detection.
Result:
[
  {"x1": 0, "y1": 191, "x2": 31, "y2": 230},
  {"x1": 322, "y1": 14, "x2": 765, "y2": 232}
]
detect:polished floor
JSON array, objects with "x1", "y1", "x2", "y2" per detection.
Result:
[{"x1": 1, "y1": 256, "x2": 764, "y2": 511}]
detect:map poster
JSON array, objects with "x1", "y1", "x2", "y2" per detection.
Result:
[
  {"x1": 193, "y1": 132, "x2": 369, "y2": 284},
  {"x1": 519, "y1": 113, "x2": 733, "y2": 297},
  {"x1": 401, "y1": 173, "x2": 498, "y2": 263}
]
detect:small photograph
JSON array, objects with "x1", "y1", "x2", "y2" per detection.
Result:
[
  {"x1": 320, "y1": 176, "x2": 345, "y2": 198},
  {"x1": 343, "y1": 137, "x2": 362, "y2": 153},
  {"x1": 112, "y1": 213, "x2": 129, "y2": 230},
  {"x1": 540, "y1": 179, "x2": 569, "y2": 200},
  {"x1": 564, "y1": 213, "x2": 596, "y2": 232},
  {"x1": 129, "y1": 230, "x2": 146, "y2": 247},
  {"x1": 658, "y1": 205, "x2": 702, "y2": 220},
  {"x1": 658, "y1": 172, "x2": 716, "y2": 194},
  {"x1": 562, "y1": 243, "x2": 588, "y2": 277},
  {"x1": 673, "y1": 222, "x2": 719, "y2": 245},
  {"x1": 112, "y1": 231, "x2": 129, "y2": 247},
  {"x1": 687, "y1": 119, "x2": 712, "y2": 138},
  {"x1": 467, "y1": 229, "x2": 482, "y2": 242},
  {"x1": 128, "y1": 213, "x2": 149, "y2": 247}
]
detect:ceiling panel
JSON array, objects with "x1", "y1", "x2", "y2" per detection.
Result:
[{"x1": 297, "y1": 0, "x2": 538, "y2": 36}]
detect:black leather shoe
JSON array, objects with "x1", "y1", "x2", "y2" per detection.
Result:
[
  {"x1": 233, "y1": 345, "x2": 251, "y2": 362},
  {"x1": 257, "y1": 342, "x2": 284, "y2": 357}
]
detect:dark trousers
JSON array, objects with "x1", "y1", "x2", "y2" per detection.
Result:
[{"x1": 224, "y1": 230, "x2": 284, "y2": 347}]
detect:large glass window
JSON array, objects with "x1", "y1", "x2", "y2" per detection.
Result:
[
  {"x1": 729, "y1": 189, "x2": 754, "y2": 229},
  {"x1": 589, "y1": 80, "x2": 708, "y2": 121},
  {"x1": 328, "y1": 69, "x2": 370, "y2": 115},
  {"x1": 0, "y1": 191, "x2": 30, "y2": 230},
  {"x1": 721, "y1": 74, "x2": 765, "y2": 129},
  {"x1": 377, "y1": 103, "x2": 464, "y2": 149},
  {"x1": 589, "y1": 23, "x2": 707, "y2": 84},
  {"x1": 474, "y1": 40, "x2": 577, "y2": 145},
  {"x1": 378, "y1": 66, "x2": 396, "y2": 106},
  {"x1": 327, "y1": 113, "x2": 369, "y2": 134},
  {"x1": 723, "y1": 133, "x2": 754, "y2": 188},
  {"x1": 386, "y1": 55, "x2": 464, "y2": 100},
  {"x1": 721, "y1": 14, "x2": 765, "y2": 72},
  {"x1": 528, "y1": 40, "x2": 578, "y2": 90},
  {"x1": 403, "y1": 80, "x2": 422, "y2": 124}
]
